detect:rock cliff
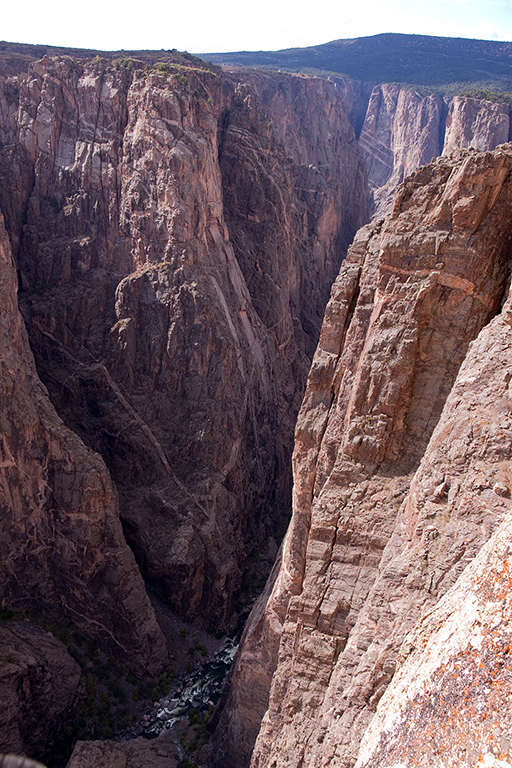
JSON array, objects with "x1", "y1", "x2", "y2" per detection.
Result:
[
  {"x1": 356, "y1": 86, "x2": 511, "y2": 216},
  {"x1": 358, "y1": 84, "x2": 443, "y2": 214},
  {"x1": 355, "y1": 288, "x2": 512, "y2": 767},
  {"x1": 0, "y1": 206, "x2": 167, "y2": 675},
  {"x1": 4, "y1": 40, "x2": 512, "y2": 768},
  {"x1": 443, "y1": 95, "x2": 511, "y2": 155},
  {"x1": 0, "y1": 53, "x2": 367, "y2": 644},
  {"x1": 0, "y1": 622, "x2": 80, "y2": 760},
  {"x1": 215, "y1": 144, "x2": 512, "y2": 768},
  {"x1": 0, "y1": 46, "x2": 370, "y2": 762}
]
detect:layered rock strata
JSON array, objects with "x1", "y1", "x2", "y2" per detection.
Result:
[
  {"x1": 214, "y1": 145, "x2": 512, "y2": 768},
  {"x1": 0, "y1": 54, "x2": 367, "y2": 638}
]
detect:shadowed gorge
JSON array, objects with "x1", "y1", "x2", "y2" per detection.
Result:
[
  {"x1": 0, "y1": 46, "x2": 367, "y2": 763},
  {"x1": 1, "y1": 32, "x2": 512, "y2": 768}
]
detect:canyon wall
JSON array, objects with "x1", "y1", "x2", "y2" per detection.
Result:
[
  {"x1": 353, "y1": 82, "x2": 512, "y2": 215},
  {"x1": 0, "y1": 206, "x2": 167, "y2": 676},
  {"x1": 0, "y1": 51, "x2": 367, "y2": 675},
  {"x1": 214, "y1": 144, "x2": 512, "y2": 768},
  {"x1": 2, "y1": 43, "x2": 512, "y2": 767}
]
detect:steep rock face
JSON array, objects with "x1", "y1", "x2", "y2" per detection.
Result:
[
  {"x1": 442, "y1": 95, "x2": 511, "y2": 155},
  {"x1": 0, "y1": 208, "x2": 167, "y2": 675},
  {"x1": 356, "y1": 86, "x2": 511, "y2": 216},
  {"x1": 0, "y1": 622, "x2": 80, "y2": 760},
  {"x1": 221, "y1": 71, "x2": 368, "y2": 361},
  {"x1": 0, "y1": 56, "x2": 368, "y2": 632},
  {"x1": 358, "y1": 84, "x2": 443, "y2": 214},
  {"x1": 216, "y1": 145, "x2": 512, "y2": 768},
  {"x1": 355, "y1": 297, "x2": 512, "y2": 767}
]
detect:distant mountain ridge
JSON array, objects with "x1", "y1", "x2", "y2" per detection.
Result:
[{"x1": 205, "y1": 33, "x2": 512, "y2": 91}]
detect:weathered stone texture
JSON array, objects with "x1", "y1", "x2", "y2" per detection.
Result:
[
  {"x1": 0, "y1": 208, "x2": 167, "y2": 675},
  {"x1": 0, "y1": 622, "x2": 80, "y2": 760},
  {"x1": 355, "y1": 296, "x2": 512, "y2": 767},
  {"x1": 358, "y1": 84, "x2": 442, "y2": 214},
  {"x1": 218, "y1": 145, "x2": 512, "y2": 768},
  {"x1": 443, "y1": 95, "x2": 511, "y2": 155},
  {"x1": 356, "y1": 87, "x2": 511, "y2": 216},
  {"x1": 67, "y1": 731, "x2": 179, "y2": 768},
  {"x1": 0, "y1": 54, "x2": 368, "y2": 638}
]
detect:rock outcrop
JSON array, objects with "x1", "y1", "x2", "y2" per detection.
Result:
[
  {"x1": 358, "y1": 84, "x2": 443, "y2": 214},
  {"x1": 356, "y1": 85, "x2": 511, "y2": 216},
  {"x1": 355, "y1": 290, "x2": 512, "y2": 767},
  {"x1": 67, "y1": 732, "x2": 179, "y2": 768},
  {"x1": 442, "y1": 95, "x2": 511, "y2": 155},
  {"x1": 214, "y1": 145, "x2": 512, "y2": 768}
]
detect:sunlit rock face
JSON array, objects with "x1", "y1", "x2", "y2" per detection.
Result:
[
  {"x1": 355, "y1": 290, "x2": 512, "y2": 768},
  {"x1": 356, "y1": 85, "x2": 511, "y2": 216},
  {"x1": 214, "y1": 144, "x2": 512, "y2": 768},
  {"x1": 442, "y1": 95, "x2": 511, "y2": 155},
  {"x1": 358, "y1": 84, "x2": 443, "y2": 214}
]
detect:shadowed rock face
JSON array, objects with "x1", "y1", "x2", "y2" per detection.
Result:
[
  {"x1": 0, "y1": 208, "x2": 168, "y2": 676},
  {"x1": 0, "y1": 623, "x2": 80, "y2": 761},
  {"x1": 214, "y1": 145, "x2": 512, "y2": 768},
  {"x1": 0, "y1": 54, "x2": 368, "y2": 641}
]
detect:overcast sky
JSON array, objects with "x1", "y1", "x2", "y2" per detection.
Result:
[{"x1": 3, "y1": 0, "x2": 512, "y2": 54}]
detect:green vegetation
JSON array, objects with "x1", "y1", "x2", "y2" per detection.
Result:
[
  {"x1": 178, "y1": 704, "x2": 215, "y2": 763},
  {"x1": 155, "y1": 61, "x2": 171, "y2": 74},
  {"x1": 115, "y1": 57, "x2": 135, "y2": 72},
  {"x1": 459, "y1": 88, "x2": 512, "y2": 106}
]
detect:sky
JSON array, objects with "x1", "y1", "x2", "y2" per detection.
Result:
[{"x1": 2, "y1": 0, "x2": 512, "y2": 54}]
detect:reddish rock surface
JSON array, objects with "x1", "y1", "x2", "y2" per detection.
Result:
[
  {"x1": 0, "y1": 208, "x2": 167, "y2": 675},
  {"x1": 358, "y1": 84, "x2": 442, "y2": 214},
  {"x1": 355, "y1": 298, "x2": 512, "y2": 767},
  {"x1": 215, "y1": 145, "x2": 512, "y2": 768},
  {"x1": 67, "y1": 732, "x2": 179, "y2": 768},
  {"x1": 443, "y1": 95, "x2": 511, "y2": 155},
  {"x1": 0, "y1": 622, "x2": 80, "y2": 761},
  {"x1": 356, "y1": 86, "x2": 511, "y2": 216},
  {"x1": 0, "y1": 54, "x2": 367, "y2": 636}
]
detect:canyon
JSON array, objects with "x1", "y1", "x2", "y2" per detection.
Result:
[{"x1": 0, "y1": 36, "x2": 512, "y2": 768}]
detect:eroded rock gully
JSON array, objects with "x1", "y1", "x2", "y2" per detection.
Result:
[{"x1": 214, "y1": 145, "x2": 512, "y2": 768}]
